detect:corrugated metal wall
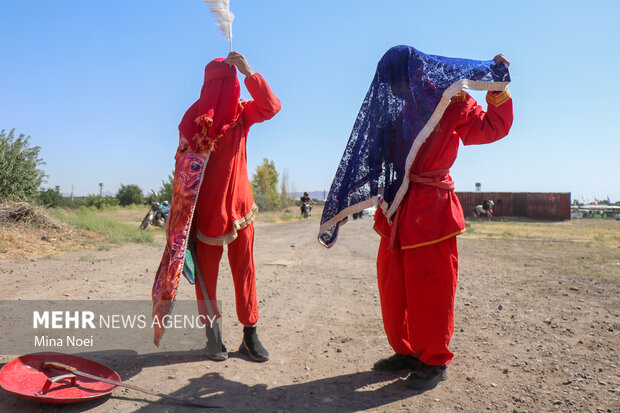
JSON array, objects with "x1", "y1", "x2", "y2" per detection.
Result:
[{"x1": 456, "y1": 192, "x2": 571, "y2": 220}]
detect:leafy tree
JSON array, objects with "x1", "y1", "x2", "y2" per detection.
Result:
[
  {"x1": 37, "y1": 187, "x2": 65, "y2": 208},
  {"x1": 279, "y1": 169, "x2": 296, "y2": 208},
  {"x1": 253, "y1": 192, "x2": 270, "y2": 212},
  {"x1": 280, "y1": 171, "x2": 288, "y2": 209},
  {"x1": 158, "y1": 171, "x2": 174, "y2": 203},
  {"x1": 116, "y1": 184, "x2": 144, "y2": 206},
  {"x1": 144, "y1": 191, "x2": 158, "y2": 205},
  {"x1": 0, "y1": 129, "x2": 47, "y2": 201},
  {"x1": 145, "y1": 172, "x2": 174, "y2": 205},
  {"x1": 251, "y1": 158, "x2": 279, "y2": 211}
]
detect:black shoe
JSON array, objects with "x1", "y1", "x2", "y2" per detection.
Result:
[
  {"x1": 373, "y1": 353, "x2": 422, "y2": 371},
  {"x1": 238, "y1": 326, "x2": 269, "y2": 362},
  {"x1": 405, "y1": 363, "x2": 448, "y2": 390}
]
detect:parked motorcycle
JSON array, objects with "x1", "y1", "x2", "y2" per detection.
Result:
[{"x1": 140, "y1": 202, "x2": 169, "y2": 229}]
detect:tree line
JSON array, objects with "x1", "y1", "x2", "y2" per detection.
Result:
[{"x1": 1, "y1": 129, "x2": 299, "y2": 211}]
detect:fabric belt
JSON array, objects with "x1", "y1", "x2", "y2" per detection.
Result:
[
  {"x1": 408, "y1": 168, "x2": 454, "y2": 191},
  {"x1": 388, "y1": 168, "x2": 454, "y2": 251}
]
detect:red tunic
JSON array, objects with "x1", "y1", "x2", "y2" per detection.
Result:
[
  {"x1": 193, "y1": 73, "x2": 281, "y2": 245},
  {"x1": 374, "y1": 89, "x2": 513, "y2": 248}
]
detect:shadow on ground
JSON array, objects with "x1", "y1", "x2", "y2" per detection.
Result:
[{"x1": 0, "y1": 350, "x2": 421, "y2": 412}]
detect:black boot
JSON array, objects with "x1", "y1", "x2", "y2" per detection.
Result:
[
  {"x1": 373, "y1": 353, "x2": 422, "y2": 371},
  {"x1": 405, "y1": 363, "x2": 448, "y2": 390},
  {"x1": 205, "y1": 321, "x2": 227, "y2": 361},
  {"x1": 238, "y1": 326, "x2": 269, "y2": 362}
]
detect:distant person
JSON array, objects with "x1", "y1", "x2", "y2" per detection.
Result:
[
  {"x1": 473, "y1": 199, "x2": 495, "y2": 220},
  {"x1": 319, "y1": 46, "x2": 513, "y2": 390},
  {"x1": 300, "y1": 192, "x2": 311, "y2": 216},
  {"x1": 152, "y1": 52, "x2": 281, "y2": 362}
]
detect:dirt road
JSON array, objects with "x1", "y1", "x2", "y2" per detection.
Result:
[{"x1": 0, "y1": 217, "x2": 618, "y2": 412}]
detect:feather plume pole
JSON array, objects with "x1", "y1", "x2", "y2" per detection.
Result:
[{"x1": 203, "y1": 0, "x2": 234, "y2": 52}]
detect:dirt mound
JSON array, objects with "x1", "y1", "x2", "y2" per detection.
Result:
[
  {"x1": 0, "y1": 202, "x2": 68, "y2": 230},
  {"x1": 0, "y1": 202, "x2": 96, "y2": 258}
]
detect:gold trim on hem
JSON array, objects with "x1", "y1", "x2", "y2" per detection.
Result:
[
  {"x1": 400, "y1": 228, "x2": 466, "y2": 250},
  {"x1": 196, "y1": 204, "x2": 259, "y2": 246},
  {"x1": 373, "y1": 226, "x2": 388, "y2": 238}
]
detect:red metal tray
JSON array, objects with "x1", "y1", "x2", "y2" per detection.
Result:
[{"x1": 0, "y1": 353, "x2": 119, "y2": 405}]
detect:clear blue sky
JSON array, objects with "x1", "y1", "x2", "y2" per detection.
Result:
[{"x1": 1, "y1": 0, "x2": 619, "y2": 202}]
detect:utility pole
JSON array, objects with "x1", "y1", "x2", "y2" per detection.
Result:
[{"x1": 71, "y1": 185, "x2": 74, "y2": 201}]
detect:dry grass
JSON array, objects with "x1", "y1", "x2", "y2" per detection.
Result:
[
  {"x1": 0, "y1": 203, "x2": 157, "y2": 258},
  {"x1": 0, "y1": 222, "x2": 99, "y2": 258},
  {"x1": 463, "y1": 218, "x2": 620, "y2": 247},
  {"x1": 463, "y1": 218, "x2": 620, "y2": 287},
  {"x1": 0, "y1": 202, "x2": 68, "y2": 230},
  {"x1": 100, "y1": 206, "x2": 148, "y2": 225},
  {"x1": 0, "y1": 202, "x2": 100, "y2": 258}
]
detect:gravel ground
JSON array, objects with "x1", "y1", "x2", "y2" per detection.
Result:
[{"x1": 0, "y1": 217, "x2": 618, "y2": 412}]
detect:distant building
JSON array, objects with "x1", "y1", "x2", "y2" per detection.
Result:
[
  {"x1": 570, "y1": 204, "x2": 620, "y2": 219},
  {"x1": 456, "y1": 192, "x2": 571, "y2": 220}
]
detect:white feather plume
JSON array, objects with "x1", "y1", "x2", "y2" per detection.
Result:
[{"x1": 203, "y1": 0, "x2": 234, "y2": 50}]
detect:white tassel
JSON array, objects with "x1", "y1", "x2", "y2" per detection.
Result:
[{"x1": 203, "y1": 0, "x2": 234, "y2": 51}]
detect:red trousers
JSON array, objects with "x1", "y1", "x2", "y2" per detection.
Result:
[
  {"x1": 194, "y1": 224, "x2": 259, "y2": 326},
  {"x1": 376, "y1": 235, "x2": 458, "y2": 366}
]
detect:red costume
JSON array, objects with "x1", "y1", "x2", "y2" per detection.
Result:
[
  {"x1": 180, "y1": 59, "x2": 281, "y2": 326},
  {"x1": 373, "y1": 89, "x2": 513, "y2": 366}
]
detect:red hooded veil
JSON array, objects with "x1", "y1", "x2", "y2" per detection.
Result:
[{"x1": 178, "y1": 58, "x2": 242, "y2": 152}]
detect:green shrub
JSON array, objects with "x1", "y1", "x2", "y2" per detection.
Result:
[
  {"x1": 51, "y1": 208, "x2": 153, "y2": 245},
  {"x1": 158, "y1": 172, "x2": 173, "y2": 203},
  {"x1": 86, "y1": 195, "x2": 119, "y2": 209},
  {"x1": 0, "y1": 129, "x2": 46, "y2": 202},
  {"x1": 116, "y1": 184, "x2": 144, "y2": 206},
  {"x1": 253, "y1": 192, "x2": 269, "y2": 212},
  {"x1": 251, "y1": 158, "x2": 279, "y2": 211},
  {"x1": 37, "y1": 188, "x2": 65, "y2": 208}
]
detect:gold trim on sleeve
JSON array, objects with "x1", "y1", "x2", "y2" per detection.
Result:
[{"x1": 486, "y1": 88, "x2": 511, "y2": 107}]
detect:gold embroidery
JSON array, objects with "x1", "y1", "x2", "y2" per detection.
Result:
[
  {"x1": 192, "y1": 115, "x2": 241, "y2": 153},
  {"x1": 486, "y1": 88, "x2": 511, "y2": 107},
  {"x1": 450, "y1": 91, "x2": 468, "y2": 104}
]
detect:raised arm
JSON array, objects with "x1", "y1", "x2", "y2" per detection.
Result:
[
  {"x1": 455, "y1": 53, "x2": 513, "y2": 145},
  {"x1": 455, "y1": 89, "x2": 513, "y2": 145},
  {"x1": 224, "y1": 51, "x2": 281, "y2": 128},
  {"x1": 243, "y1": 74, "x2": 282, "y2": 127}
]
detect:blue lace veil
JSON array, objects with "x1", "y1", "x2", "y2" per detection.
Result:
[{"x1": 318, "y1": 45, "x2": 510, "y2": 248}]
